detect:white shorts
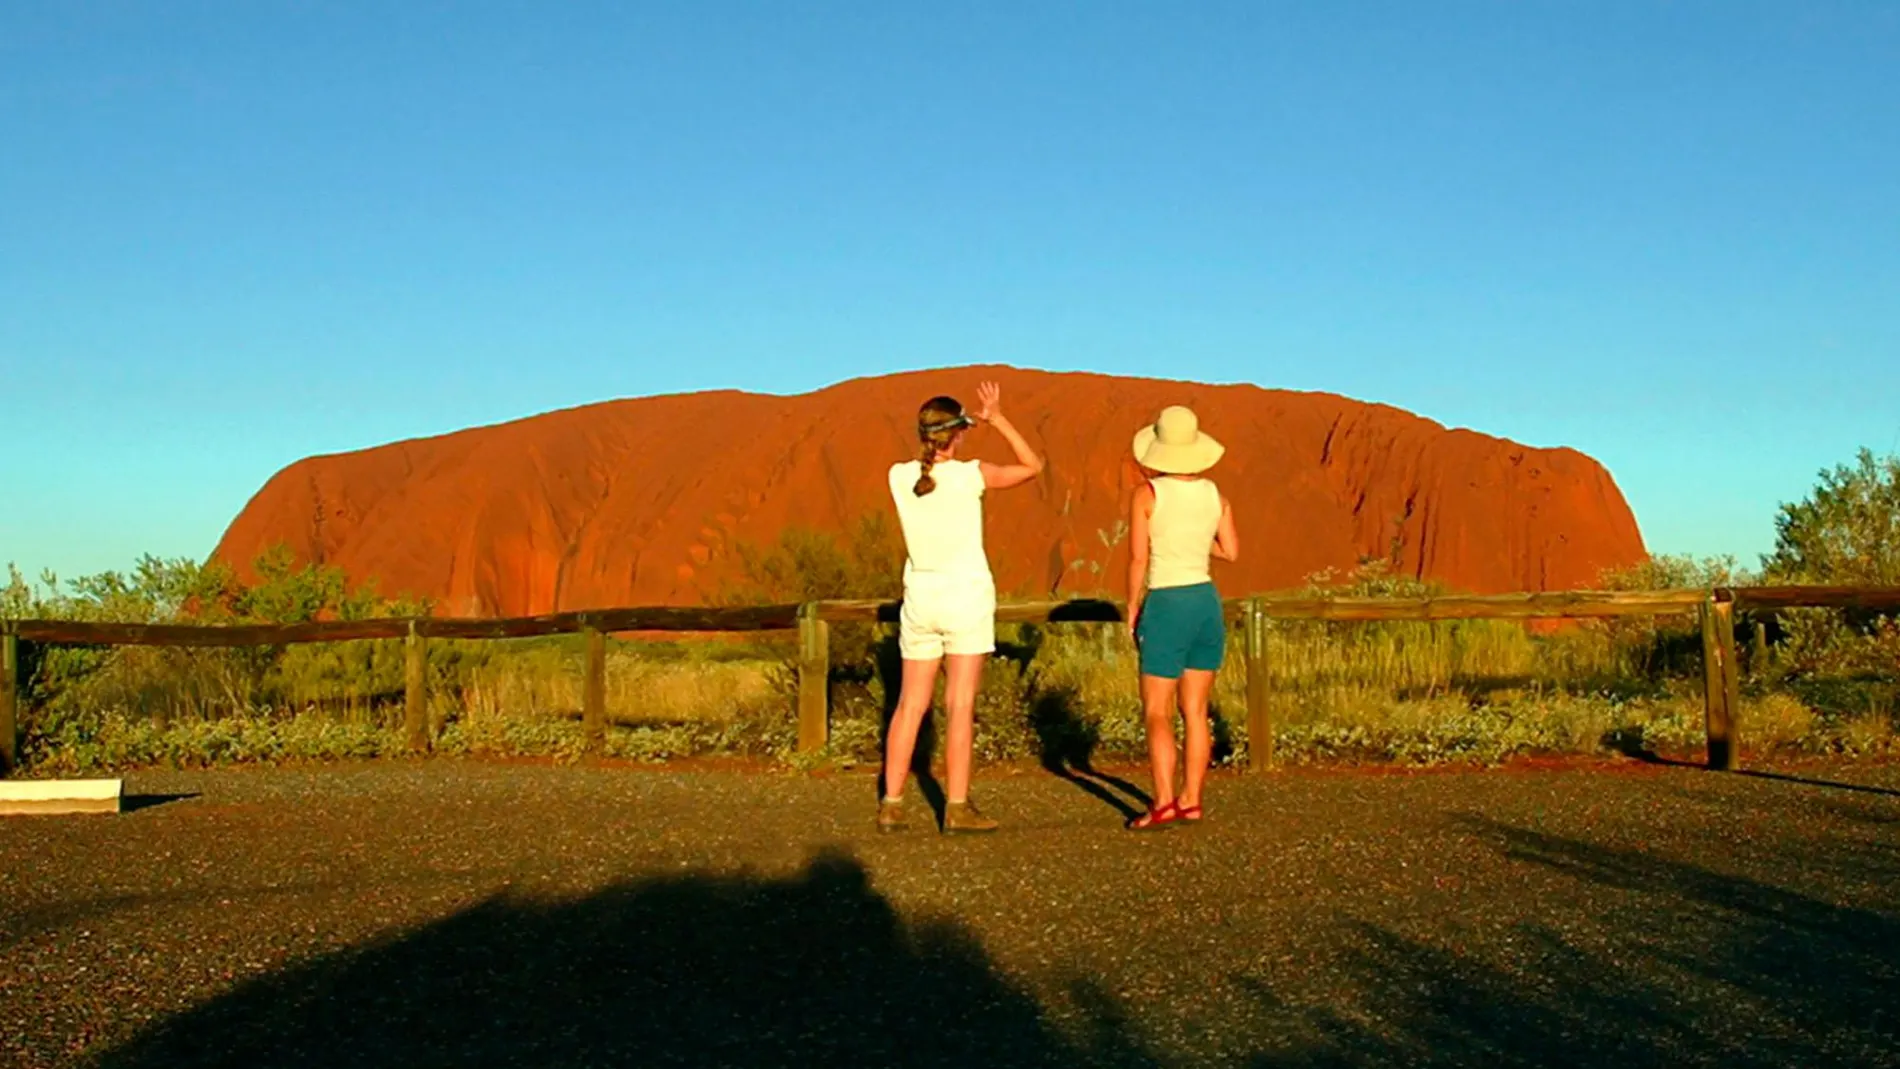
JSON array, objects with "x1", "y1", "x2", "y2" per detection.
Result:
[{"x1": 898, "y1": 576, "x2": 997, "y2": 660}]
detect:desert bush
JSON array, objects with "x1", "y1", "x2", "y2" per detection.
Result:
[
  {"x1": 27, "y1": 710, "x2": 399, "y2": 777},
  {"x1": 1765, "y1": 449, "x2": 1900, "y2": 586},
  {"x1": 1742, "y1": 448, "x2": 1900, "y2": 741},
  {"x1": 715, "y1": 514, "x2": 905, "y2": 604},
  {"x1": 714, "y1": 515, "x2": 904, "y2": 684},
  {"x1": 15, "y1": 550, "x2": 449, "y2": 753}
]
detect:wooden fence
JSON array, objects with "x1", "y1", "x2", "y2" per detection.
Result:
[{"x1": 3, "y1": 586, "x2": 1898, "y2": 776}]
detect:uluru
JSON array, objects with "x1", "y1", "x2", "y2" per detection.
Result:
[{"x1": 211, "y1": 366, "x2": 1647, "y2": 615}]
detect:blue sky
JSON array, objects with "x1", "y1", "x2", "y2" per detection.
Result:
[{"x1": 2, "y1": 1, "x2": 1896, "y2": 584}]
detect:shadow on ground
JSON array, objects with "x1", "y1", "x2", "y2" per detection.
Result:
[
  {"x1": 1030, "y1": 684, "x2": 1151, "y2": 820},
  {"x1": 122, "y1": 792, "x2": 198, "y2": 813},
  {"x1": 92, "y1": 850, "x2": 1154, "y2": 1069},
  {"x1": 1738, "y1": 768, "x2": 1900, "y2": 798},
  {"x1": 1603, "y1": 725, "x2": 1900, "y2": 799},
  {"x1": 85, "y1": 805, "x2": 1900, "y2": 1067},
  {"x1": 1239, "y1": 816, "x2": 1900, "y2": 1067}
]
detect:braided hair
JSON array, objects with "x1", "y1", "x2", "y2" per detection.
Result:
[{"x1": 913, "y1": 396, "x2": 972, "y2": 496}]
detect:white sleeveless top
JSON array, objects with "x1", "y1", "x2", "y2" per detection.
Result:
[
  {"x1": 889, "y1": 459, "x2": 991, "y2": 585},
  {"x1": 1147, "y1": 477, "x2": 1222, "y2": 589}
]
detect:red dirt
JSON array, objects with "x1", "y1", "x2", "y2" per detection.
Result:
[{"x1": 212, "y1": 365, "x2": 1646, "y2": 614}]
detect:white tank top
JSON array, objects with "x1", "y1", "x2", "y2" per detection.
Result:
[
  {"x1": 1147, "y1": 477, "x2": 1222, "y2": 589},
  {"x1": 889, "y1": 459, "x2": 992, "y2": 585}
]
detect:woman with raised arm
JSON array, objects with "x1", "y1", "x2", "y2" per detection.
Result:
[
  {"x1": 1124, "y1": 405, "x2": 1240, "y2": 831},
  {"x1": 879, "y1": 380, "x2": 1043, "y2": 834}
]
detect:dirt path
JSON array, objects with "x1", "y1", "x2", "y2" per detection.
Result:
[{"x1": 3, "y1": 757, "x2": 1898, "y2": 1067}]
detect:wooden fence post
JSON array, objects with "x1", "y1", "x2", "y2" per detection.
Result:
[
  {"x1": 1700, "y1": 595, "x2": 1740, "y2": 771},
  {"x1": 1245, "y1": 597, "x2": 1272, "y2": 771},
  {"x1": 797, "y1": 602, "x2": 830, "y2": 754},
  {"x1": 582, "y1": 620, "x2": 606, "y2": 751},
  {"x1": 1, "y1": 627, "x2": 18, "y2": 775},
  {"x1": 404, "y1": 621, "x2": 429, "y2": 752}
]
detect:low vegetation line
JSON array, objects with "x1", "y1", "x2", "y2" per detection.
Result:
[
  {"x1": 6, "y1": 443, "x2": 1900, "y2": 778},
  {"x1": 5, "y1": 583, "x2": 1900, "y2": 780}
]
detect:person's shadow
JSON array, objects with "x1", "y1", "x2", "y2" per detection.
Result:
[
  {"x1": 1031, "y1": 686, "x2": 1151, "y2": 821},
  {"x1": 91, "y1": 848, "x2": 1154, "y2": 1068}
]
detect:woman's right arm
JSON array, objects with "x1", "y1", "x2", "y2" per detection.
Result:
[
  {"x1": 982, "y1": 411, "x2": 1044, "y2": 489},
  {"x1": 1126, "y1": 484, "x2": 1154, "y2": 641},
  {"x1": 1212, "y1": 497, "x2": 1240, "y2": 562},
  {"x1": 972, "y1": 381, "x2": 1044, "y2": 490}
]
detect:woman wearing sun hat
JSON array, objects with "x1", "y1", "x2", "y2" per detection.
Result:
[{"x1": 1125, "y1": 405, "x2": 1239, "y2": 831}]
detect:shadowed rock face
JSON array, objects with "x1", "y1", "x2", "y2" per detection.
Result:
[{"x1": 211, "y1": 365, "x2": 1645, "y2": 614}]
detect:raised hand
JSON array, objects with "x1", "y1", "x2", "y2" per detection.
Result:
[
  {"x1": 972, "y1": 378, "x2": 1045, "y2": 489},
  {"x1": 974, "y1": 380, "x2": 1002, "y2": 423}
]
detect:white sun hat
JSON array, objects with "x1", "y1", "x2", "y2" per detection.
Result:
[{"x1": 1132, "y1": 405, "x2": 1225, "y2": 474}]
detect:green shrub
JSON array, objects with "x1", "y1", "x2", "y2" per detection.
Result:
[{"x1": 1766, "y1": 449, "x2": 1900, "y2": 586}]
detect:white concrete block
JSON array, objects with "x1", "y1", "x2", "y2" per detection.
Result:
[{"x1": 0, "y1": 778, "x2": 124, "y2": 816}]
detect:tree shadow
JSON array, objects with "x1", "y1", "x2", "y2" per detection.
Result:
[
  {"x1": 1030, "y1": 685, "x2": 1150, "y2": 821},
  {"x1": 94, "y1": 849, "x2": 1156, "y2": 1069},
  {"x1": 1237, "y1": 817, "x2": 1900, "y2": 1067}
]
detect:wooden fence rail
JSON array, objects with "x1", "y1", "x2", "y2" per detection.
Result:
[
  {"x1": 8, "y1": 605, "x2": 807, "y2": 647},
  {"x1": 4, "y1": 586, "x2": 1900, "y2": 777}
]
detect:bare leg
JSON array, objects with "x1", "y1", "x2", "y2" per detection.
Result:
[
  {"x1": 942, "y1": 653, "x2": 986, "y2": 803},
  {"x1": 883, "y1": 656, "x2": 942, "y2": 799},
  {"x1": 1141, "y1": 673, "x2": 1180, "y2": 809},
  {"x1": 1177, "y1": 668, "x2": 1215, "y2": 811}
]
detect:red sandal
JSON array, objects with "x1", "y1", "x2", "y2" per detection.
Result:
[
  {"x1": 1127, "y1": 801, "x2": 1182, "y2": 832},
  {"x1": 1177, "y1": 802, "x2": 1204, "y2": 823}
]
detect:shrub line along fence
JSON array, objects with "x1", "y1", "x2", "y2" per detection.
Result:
[{"x1": 2, "y1": 585, "x2": 1897, "y2": 777}]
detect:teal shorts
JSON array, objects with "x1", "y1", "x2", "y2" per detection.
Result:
[{"x1": 1136, "y1": 582, "x2": 1226, "y2": 679}]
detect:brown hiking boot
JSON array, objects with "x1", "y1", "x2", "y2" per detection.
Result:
[
  {"x1": 941, "y1": 799, "x2": 999, "y2": 835},
  {"x1": 877, "y1": 798, "x2": 908, "y2": 833}
]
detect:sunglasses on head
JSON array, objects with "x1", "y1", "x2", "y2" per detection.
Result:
[{"x1": 923, "y1": 413, "x2": 975, "y2": 432}]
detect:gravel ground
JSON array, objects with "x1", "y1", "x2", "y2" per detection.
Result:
[{"x1": 2, "y1": 756, "x2": 1897, "y2": 1068}]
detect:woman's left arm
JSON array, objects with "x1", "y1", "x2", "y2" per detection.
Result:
[{"x1": 1212, "y1": 497, "x2": 1240, "y2": 562}]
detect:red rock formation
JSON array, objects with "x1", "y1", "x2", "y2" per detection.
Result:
[{"x1": 211, "y1": 366, "x2": 1646, "y2": 614}]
